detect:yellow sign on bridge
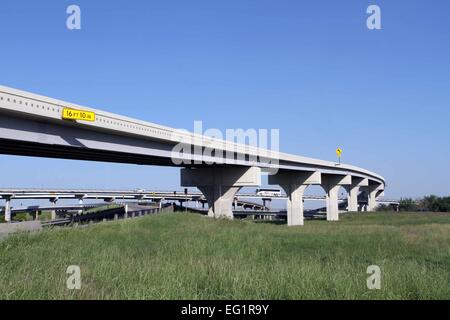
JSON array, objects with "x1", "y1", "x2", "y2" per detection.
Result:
[{"x1": 62, "y1": 108, "x2": 96, "y2": 122}]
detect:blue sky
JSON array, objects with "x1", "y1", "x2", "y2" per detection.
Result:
[{"x1": 0, "y1": 0, "x2": 449, "y2": 198}]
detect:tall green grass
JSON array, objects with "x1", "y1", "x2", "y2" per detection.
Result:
[{"x1": 0, "y1": 212, "x2": 449, "y2": 299}]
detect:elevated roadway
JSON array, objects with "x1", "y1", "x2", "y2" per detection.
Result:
[{"x1": 0, "y1": 86, "x2": 386, "y2": 226}]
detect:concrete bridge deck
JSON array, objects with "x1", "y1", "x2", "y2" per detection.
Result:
[{"x1": 0, "y1": 86, "x2": 386, "y2": 226}]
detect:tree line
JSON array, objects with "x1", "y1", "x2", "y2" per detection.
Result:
[{"x1": 397, "y1": 195, "x2": 450, "y2": 212}]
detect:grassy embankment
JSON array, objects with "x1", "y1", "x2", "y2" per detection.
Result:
[{"x1": 0, "y1": 212, "x2": 449, "y2": 299}]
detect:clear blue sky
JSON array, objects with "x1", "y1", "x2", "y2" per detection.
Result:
[{"x1": 1, "y1": 0, "x2": 449, "y2": 198}]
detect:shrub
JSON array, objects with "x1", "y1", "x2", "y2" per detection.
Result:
[
  {"x1": 399, "y1": 198, "x2": 418, "y2": 212},
  {"x1": 13, "y1": 213, "x2": 33, "y2": 222},
  {"x1": 418, "y1": 195, "x2": 450, "y2": 212},
  {"x1": 376, "y1": 204, "x2": 392, "y2": 212}
]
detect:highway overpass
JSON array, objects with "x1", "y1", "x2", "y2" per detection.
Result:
[
  {"x1": 0, "y1": 86, "x2": 386, "y2": 225},
  {"x1": 0, "y1": 189, "x2": 274, "y2": 219},
  {"x1": 0, "y1": 188, "x2": 397, "y2": 212}
]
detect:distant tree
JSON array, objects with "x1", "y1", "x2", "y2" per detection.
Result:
[
  {"x1": 418, "y1": 195, "x2": 437, "y2": 212},
  {"x1": 442, "y1": 197, "x2": 450, "y2": 212},
  {"x1": 398, "y1": 198, "x2": 418, "y2": 212},
  {"x1": 376, "y1": 204, "x2": 391, "y2": 212},
  {"x1": 409, "y1": 195, "x2": 450, "y2": 212}
]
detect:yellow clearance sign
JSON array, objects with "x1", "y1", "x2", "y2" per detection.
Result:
[{"x1": 62, "y1": 108, "x2": 96, "y2": 122}]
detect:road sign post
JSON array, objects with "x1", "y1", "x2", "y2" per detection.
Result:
[{"x1": 336, "y1": 148, "x2": 342, "y2": 165}]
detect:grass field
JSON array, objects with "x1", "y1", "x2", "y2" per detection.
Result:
[{"x1": 0, "y1": 212, "x2": 449, "y2": 300}]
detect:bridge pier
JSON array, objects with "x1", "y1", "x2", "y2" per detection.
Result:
[
  {"x1": 364, "y1": 183, "x2": 384, "y2": 212},
  {"x1": 343, "y1": 177, "x2": 368, "y2": 212},
  {"x1": 181, "y1": 167, "x2": 261, "y2": 219},
  {"x1": 49, "y1": 197, "x2": 58, "y2": 220},
  {"x1": 268, "y1": 171, "x2": 321, "y2": 226},
  {"x1": 3, "y1": 196, "x2": 11, "y2": 223},
  {"x1": 124, "y1": 204, "x2": 129, "y2": 218},
  {"x1": 76, "y1": 194, "x2": 86, "y2": 215},
  {"x1": 368, "y1": 190, "x2": 377, "y2": 211},
  {"x1": 262, "y1": 198, "x2": 271, "y2": 211},
  {"x1": 321, "y1": 174, "x2": 351, "y2": 221},
  {"x1": 151, "y1": 199, "x2": 162, "y2": 209}
]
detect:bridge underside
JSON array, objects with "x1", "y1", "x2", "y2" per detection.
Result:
[
  {"x1": 0, "y1": 113, "x2": 385, "y2": 225},
  {"x1": 0, "y1": 114, "x2": 184, "y2": 166},
  {"x1": 0, "y1": 114, "x2": 279, "y2": 170},
  {"x1": 0, "y1": 113, "x2": 376, "y2": 175},
  {"x1": 0, "y1": 137, "x2": 176, "y2": 167}
]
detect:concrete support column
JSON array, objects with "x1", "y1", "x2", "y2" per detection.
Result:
[
  {"x1": 181, "y1": 166, "x2": 261, "y2": 219},
  {"x1": 4, "y1": 196, "x2": 12, "y2": 223},
  {"x1": 197, "y1": 185, "x2": 241, "y2": 218},
  {"x1": 363, "y1": 183, "x2": 384, "y2": 212},
  {"x1": 344, "y1": 177, "x2": 369, "y2": 212},
  {"x1": 153, "y1": 199, "x2": 163, "y2": 209},
  {"x1": 286, "y1": 184, "x2": 307, "y2": 226},
  {"x1": 321, "y1": 174, "x2": 351, "y2": 221},
  {"x1": 262, "y1": 198, "x2": 271, "y2": 211},
  {"x1": 50, "y1": 197, "x2": 58, "y2": 220},
  {"x1": 368, "y1": 191, "x2": 376, "y2": 211},
  {"x1": 347, "y1": 186, "x2": 359, "y2": 212},
  {"x1": 323, "y1": 184, "x2": 340, "y2": 221},
  {"x1": 78, "y1": 199, "x2": 83, "y2": 215},
  {"x1": 268, "y1": 170, "x2": 321, "y2": 226},
  {"x1": 124, "y1": 204, "x2": 128, "y2": 218},
  {"x1": 76, "y1": 194, "x2": 86, "y2": 215}
]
